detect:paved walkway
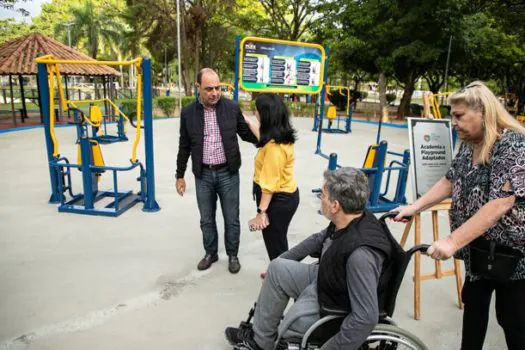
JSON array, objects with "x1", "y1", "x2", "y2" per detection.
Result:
[{"x1": 0, "y1": 117, "x2": 505, "y2": 349}]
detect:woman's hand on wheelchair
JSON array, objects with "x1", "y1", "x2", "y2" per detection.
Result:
[
  {"x1": 392, "y1": 205, "x2": 417, "y2": 222},
  {"x1": 427, "y1": 235, "x2": 459, "y2": 260}
]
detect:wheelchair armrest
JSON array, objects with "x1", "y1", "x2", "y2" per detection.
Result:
[{"x1": 320, "y1": 306, "x2": 348, "y2": 317}]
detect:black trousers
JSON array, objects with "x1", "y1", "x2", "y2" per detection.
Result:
[
  {"x1": 461, "y1": 277, "x2": 525, "y2": 350},
  {"x1": 254, "y1": 183, "x2": 300, "y2": 260}
]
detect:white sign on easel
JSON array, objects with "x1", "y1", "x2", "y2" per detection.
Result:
[{"x1": 407, "y1": 118, "x2": 454, "y2": 200}]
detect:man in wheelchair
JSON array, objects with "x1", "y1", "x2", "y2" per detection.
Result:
[{"x1": 225, "y1": 167, "x2": 405, "y2": 350}]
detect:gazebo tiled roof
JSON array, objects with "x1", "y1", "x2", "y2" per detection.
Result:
[{"x1": 0, "y1": 33, "x2": 120, "y2": 76}]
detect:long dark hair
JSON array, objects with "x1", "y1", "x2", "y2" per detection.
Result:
[{"x1": 255, "y1": 93, "x2": 297, "y2": 148}]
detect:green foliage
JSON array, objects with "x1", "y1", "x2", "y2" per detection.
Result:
[
  {"x1": 409, "y1": 104, "x2": 423, "y2": 117},
  {"x1": 327, "y1": 90, "x2": 348, "y2": 111},
  {"x1": 120, "y1": 99, "x2": 137, "y2": 116},
  {"x1": 386, "y1": 93, "x2": 396, "y2": 105},
  {"x1": 0, "y1": 18, "x2": 30, "y2": 44},
  {"x1": 156, "y1": 96, "x2": 177, "y2": 117},
  {"x1": 286, "y1": 102, "x2": 315, "y2": 117},
  {"x1": 61, "y1": 0, "x2": 127, "y2": 59},
  {"x1": 181, "y1": 96, "x2": 196, "y2": 108}
]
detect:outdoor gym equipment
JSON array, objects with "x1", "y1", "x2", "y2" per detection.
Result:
[
  {"x1": 423, "y1": 91, "x2": 457, "y2": 146},
  {"x1": 312, "y1": 84, "x2": 352, "y2": 134},
  {"x1": 314, "y1": 142, "x2": 410, "y2": 213},
  {"x1": 36, "y1": 55, "x2": 160, "y2": 217},
  {"x1": 49, "y1": 61, "x2": 130, "y2": 144}
]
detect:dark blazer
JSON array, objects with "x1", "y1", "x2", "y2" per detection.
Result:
[{"x1": 176, "y1": 97, "x2": 257, "y2": 179}]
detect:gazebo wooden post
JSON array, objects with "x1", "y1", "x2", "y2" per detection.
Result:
[
  {"x1": 102, "y1": 75, "x2": 109, "y2": 119},
  {"x1": 8, "y1": 74, "x2": 16, "y2": 127},
  {"x1": 18, "y1": 74, "x2": 27, "y2": 123},
  {"x1": 35, "y1": 72, "x2": 44, "y2": 124}
]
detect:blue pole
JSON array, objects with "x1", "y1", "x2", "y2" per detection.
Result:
[
  {"x1": 37, "y1": 62, "x2": 61, "y2": 203},
  {"x1": 328, "y1": 153, "x2": 338, "y2": 171},
  {"x1": 312, "y1": 97, "x2": 319, "y2": 131},
  {"x1": 79, "y1": 137, "x2": 95, "y2": 209},
  {"x1": 346, "y1": 103, "x2": 353, "y2": 132},
  {"x1": 233, "y1": 35, "x2": 241, "y2": 103},
  {"x1": 141, "y1": 57, "x2": 161, "y2": 212},
  {"x1": 315, "y1": 46, "x2": 329, "y2": 155}
]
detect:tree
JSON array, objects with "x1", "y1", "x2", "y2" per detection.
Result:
[
  {"x1": 0, "y1": 18, "x2": 30, "y2": 44},
  {"x1": 57, "y1": 0, "x2": 126, "y2": 59},
  {"x1": 258, "y1": 0, "x2": 319, "y2": 41},
  {"x1": 317, "y1": 0, "x2": 466, "y2": 119},
  {"x1": 124, "y1": 0, "x2": 268, "y2": 95}
]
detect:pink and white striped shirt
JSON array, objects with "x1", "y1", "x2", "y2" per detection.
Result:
[{"x1": 202, "y1": 106, "x2": 227, "y2": 165}]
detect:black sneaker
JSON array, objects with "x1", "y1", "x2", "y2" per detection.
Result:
[
  {"x1": 228, "y1": 255, "x2": 241, "y2": 274},
  {"x1": 225, "y1": 326, "x2": 262, "y2": 350}
]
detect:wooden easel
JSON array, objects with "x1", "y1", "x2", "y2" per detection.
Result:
[{"x1": 399, "y1": 199, "x2": 464, "y2": 320}]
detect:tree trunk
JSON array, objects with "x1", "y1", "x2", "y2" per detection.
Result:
[
  {"x1": 397, "y1": 70, "x2": 417, "y2": 120},
  {"x1": 378, "y1": 72, "x2": 389, "y2": 122},
  {"x1": 194, "y1": 23, "x2": 202, "y2": 80}
]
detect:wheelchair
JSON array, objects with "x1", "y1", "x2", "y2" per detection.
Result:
[{"x1": 234, "y1": 212, "x2": 429, "y2": 350}]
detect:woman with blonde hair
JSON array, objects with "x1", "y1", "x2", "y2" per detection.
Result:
[{"x1": 395, "y1": 81, "x2": 525, "y2": 349}]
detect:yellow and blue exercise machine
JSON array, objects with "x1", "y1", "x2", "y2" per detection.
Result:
[
  {"x1": 312, "y1": 54, "x2": 410, "y2": 213},
  {"x1": 312, "y1": 84, "x2": 353, "y2": 134},
  {"x1": 36, "y1": 55, "x2": 160, "y2": 216}
]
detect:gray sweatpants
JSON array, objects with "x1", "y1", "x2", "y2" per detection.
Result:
[{"x1": 253, "y1": 258, "x2": 320, "y2": 350}]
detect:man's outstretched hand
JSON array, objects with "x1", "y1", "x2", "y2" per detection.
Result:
[{"x1": 176, "y1": 178, "x2": 186, "y2": 196}]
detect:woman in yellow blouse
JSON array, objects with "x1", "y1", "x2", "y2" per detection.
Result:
[{"x1": 247, "y1": 93, "x2": 299, "y2": 260}]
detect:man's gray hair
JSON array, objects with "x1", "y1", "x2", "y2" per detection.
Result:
[{"x1": 323, "y1": 167, "x2": 369, "y2": 214}]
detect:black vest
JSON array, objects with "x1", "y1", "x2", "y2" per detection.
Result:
[{"x1": 317, "y1": 211, "x2": 404, "y2": 315}]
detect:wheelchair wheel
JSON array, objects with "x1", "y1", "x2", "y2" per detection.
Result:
[{"x1": 361, "y1": 324, "x2": 427, "y2": 350}]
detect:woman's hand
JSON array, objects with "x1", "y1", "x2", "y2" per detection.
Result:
[
  {"x1": 392, "y1": 205, "x2": 417, "y2": 222},
  {"x1": 248, "y1": 213, "x2": 269, "y2": 231},
  {"x1": 427, "y1": 236, "x2": 459, "y2": 260}
]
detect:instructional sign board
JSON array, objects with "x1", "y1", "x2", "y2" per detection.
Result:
[
  {"x1": 408, "y1": 118, "x2": 454, "y2": 200},
  {"x1": 239, "y1": 36, "x2": 325, "y2": 94}
]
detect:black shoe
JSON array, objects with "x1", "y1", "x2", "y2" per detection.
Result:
[
  {"x1": 228, "y1": 255, "x2": 241, "y2": 274},
  {"x1": 225, "y1": 327, "x2": 262, "y2": 350},
  {"x1": 197, "y1": 253, "x2": 218, "y2": 270}
]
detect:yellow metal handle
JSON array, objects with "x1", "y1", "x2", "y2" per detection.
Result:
[
  {"x1": 36, "y1": 55, "x2": 142, "y2": 66},
  {"x1": 48, "y1": 66, "x2": 59, "y2": 157}
]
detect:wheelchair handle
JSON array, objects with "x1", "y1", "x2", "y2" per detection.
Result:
[
  {"x1": 406, "y1": 244, "x2": 431, "y2": 257},
  {"x1": 379, "y1": 211, "x2": 413, "y2": 223}
]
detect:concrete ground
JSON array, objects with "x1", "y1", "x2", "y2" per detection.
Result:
[{"x1": 0, "y1": 117, "x2": 506, "y2": 349}]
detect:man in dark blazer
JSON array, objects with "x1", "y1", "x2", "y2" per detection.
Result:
[{"x1": 176, "y1": 68, "x2": 258, "y2": 273}]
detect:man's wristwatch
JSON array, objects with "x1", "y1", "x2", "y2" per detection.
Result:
[{"x1": 257, "y1": 208, "x2": 267, "y2": 214}]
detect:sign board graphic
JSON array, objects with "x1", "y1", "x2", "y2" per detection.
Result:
[
  {"x1": 408, "y1": 118, "x2": 454, "y2": 200},
  {"x1": 239, "y1": 37, "x2": 325, "y2": 94}
]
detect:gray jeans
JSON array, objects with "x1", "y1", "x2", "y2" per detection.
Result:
[{"x1": 253, "y1": 258, "x2": 320, "y2": 350}]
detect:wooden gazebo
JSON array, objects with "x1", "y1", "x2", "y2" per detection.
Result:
[{"x1": 0, "y1": 33, "x2": 120, "y2": 127}]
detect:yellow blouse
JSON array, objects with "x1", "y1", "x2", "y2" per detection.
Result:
[{"x1": 254, "y1": 141, "x2": 297, "y2": 193}]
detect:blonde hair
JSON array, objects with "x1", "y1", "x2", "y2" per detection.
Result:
[{"x1": 448, "y1": 81, "x2": 525, "y2": 164}]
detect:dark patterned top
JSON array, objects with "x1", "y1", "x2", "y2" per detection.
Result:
[{"x1": 446, "y1": 129, "x2": 525, "y2": 281}]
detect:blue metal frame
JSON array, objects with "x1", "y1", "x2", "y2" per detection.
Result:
[
  {"x1": 315, "y1": 141, "x2": 411, "y2": 213},
  {"x1": 38, "y1": 57, "x2": 160, "y2": 216},
  {"x1": 312, "y1": 100, "x2": 352, "y2": 134},
  {"x1": 233, "y1": 35, "x2": 241, "y2": 103},
  {"x1": 37, "y1": 61, "x2": 61, "y2": 204}
]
